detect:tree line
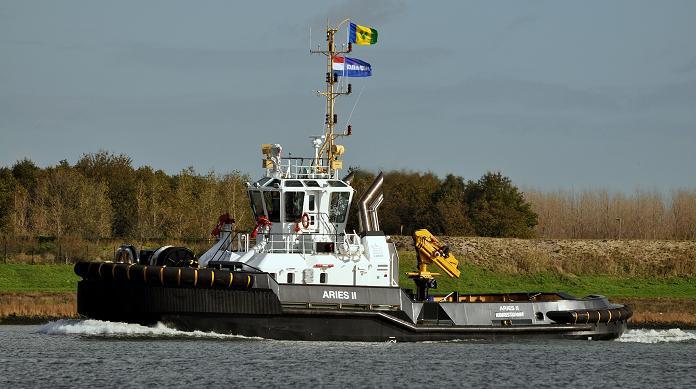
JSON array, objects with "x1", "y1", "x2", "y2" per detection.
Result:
[
  {"x1": 0, "y1": 152, "x2": 251, "y2": 241},
  {"x1": 346, "y1": 170, "x2": 537, "y2": 238},
  {"x1": 1, "y1": 152, "x2": 694, "y2": 240}
]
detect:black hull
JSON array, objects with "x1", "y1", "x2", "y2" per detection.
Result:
[
  {"x1": 164, "y1": 313, "x2": 624, "y2": 342},
  {"x1": 77, "y1": 280, "x2": 626, "y2": 341}
]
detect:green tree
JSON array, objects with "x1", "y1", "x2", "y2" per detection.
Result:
[
  {"x1": 133, "y1": 166, "x2": 175, "y2": 240},
  {"x1": 464, "y1": 172, "x2": 538, "y2": 238},
  {"x1": 432, "y1": 174, "x2": 474, "y2": 236},
  {"x1": 171, "y1": 167, "x2": 198, "y2": 239},
  {"x1": 9, "y1": 159, "x2": 40, "y2": 236},
  {"x1": 0, "y1": 168, "x2": 16, "y2": 234},
  {"x1": 382, "y1": 171, "x2": 441, "y2": 235},
  {"x1": 75, "y1": 151, "x2": 136, "y2": 237},
  {"x1": 11, "y1": 159, "x2": 40, "y2": 194}
]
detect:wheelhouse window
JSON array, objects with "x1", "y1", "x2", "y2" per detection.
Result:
[
  {"x1": 329, "y1": 192, "x2": 350, "y2": 223},
  {"x1": 285, "y1": 180, "x2": 304, "y2": 187},
  {"x1": 305, "y1": 180, "x2": 320, "y2": 187},
  {"x1": 256, "y1": 177, "x2": 271, "y2": 187},
  {"x1": 249, "y1": 191, "x2": 265, "y2": 218},
  {"x1": 266, "y1": 179, "x2": 281, "y2": 188},
  {"x1": 284, "y1": 192, "x2": 305, "y2": 222},
  {"x1": 263, "y1": 191, "x2": 281, "y2": 222}
]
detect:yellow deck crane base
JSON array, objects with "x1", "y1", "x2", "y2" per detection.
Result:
[{"x1": 407, "y1": 229, "x2": 460, "y2": 300}]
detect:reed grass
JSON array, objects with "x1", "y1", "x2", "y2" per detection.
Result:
[{"x1": 0, "y1": 292, "x2": 77, "y2": 320}]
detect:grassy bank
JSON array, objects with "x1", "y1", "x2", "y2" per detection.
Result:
[
  {"x1": 2, "y1": 258, "x2": 694, "y2": 298},
  {"x1": 397, "y1": 252, "x2": 696, "y2": 299},
  {"x1": 0, "y1": 264, "x2": 79, "y2": 292},
  {"x1": 1, "y1": 252, "x2": 694, "y2": 327}
]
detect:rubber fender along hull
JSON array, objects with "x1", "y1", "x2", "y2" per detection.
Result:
[
  {"x1": 546, "y1": 307, "x2": 633, "y2": 325},
  {"x1": 76, "y1": 280, "x2": 627, "y2": 341},
  {"x1": 74, "y1": 261, "x2": 254, "y2": 290}
]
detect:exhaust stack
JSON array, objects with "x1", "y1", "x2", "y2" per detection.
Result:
[{"x1": 358, "y1": 172, "x2": 384, "y2": 233}]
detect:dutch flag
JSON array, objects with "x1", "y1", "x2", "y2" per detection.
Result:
[{"x1": 332, "y1": 56, "x2": 372, "y2": 77}]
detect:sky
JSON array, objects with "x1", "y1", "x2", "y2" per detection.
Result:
[{"x1": 1, "y1": 0, "x2": 695, "y2": 191}]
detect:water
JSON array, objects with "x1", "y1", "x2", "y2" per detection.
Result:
[{"x1": 1, "y1": 321, "x2": 694, "y2": 388}]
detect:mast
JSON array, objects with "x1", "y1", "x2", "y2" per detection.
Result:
[{"x1": 310, "y1": 19, "x2": 352, "y2": 177}]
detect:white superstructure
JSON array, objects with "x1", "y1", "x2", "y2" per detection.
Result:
[{"x1": 198, "y1": 141, "x2": 397, "y2": 287}]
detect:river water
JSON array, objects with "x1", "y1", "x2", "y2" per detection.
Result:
[{"x1": 0, "y1": 321, "x2": 694, "y2": 388}]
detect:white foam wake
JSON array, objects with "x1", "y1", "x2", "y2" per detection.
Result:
[
  {"x1": 616, "y1": 328, "x2": 696, "y2": 344},
  {"x1": 38, "y1": 319, "x2": 262, "y2": 340}
]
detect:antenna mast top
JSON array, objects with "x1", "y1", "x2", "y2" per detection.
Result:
[{"x1": 310, "y1": 19, "x2": 353, "y2": 176}]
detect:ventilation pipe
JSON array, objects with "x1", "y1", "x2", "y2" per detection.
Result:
[
  {"x1": 358, "y1": 172, "x2": 384, "y2": 233},
  {"x1": 342, "y1": 171, "x2": 356, "y2": 185}
]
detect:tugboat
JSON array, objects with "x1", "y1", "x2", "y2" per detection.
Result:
[{"x1": 75, "y1": 20, "x2": 631, "y2": 341}]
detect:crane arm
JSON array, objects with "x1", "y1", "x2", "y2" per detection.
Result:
[{"x1": 410, "y1": 229, "x2": 461, "y2": 279}]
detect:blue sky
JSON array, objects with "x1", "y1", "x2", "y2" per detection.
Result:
[{"x1": 1, "y1": 0, "x2": 695, "y2": 191}]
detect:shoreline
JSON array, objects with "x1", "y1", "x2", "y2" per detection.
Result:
[{"x1": 2, "y1": 292, "x2": 694, "y2": 330}]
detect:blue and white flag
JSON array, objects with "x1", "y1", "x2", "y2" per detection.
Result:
[{"x1": 332, "y1": 56, "x2": 372, "y2": 77}]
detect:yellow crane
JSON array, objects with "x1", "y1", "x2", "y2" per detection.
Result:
[{"x1": 406, "y1": 229, "x2": 461, "y2": 300}]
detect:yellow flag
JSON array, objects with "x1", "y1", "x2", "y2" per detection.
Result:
[{"x1": 349, "y1": 22, "x2": 378, "y2": 45}]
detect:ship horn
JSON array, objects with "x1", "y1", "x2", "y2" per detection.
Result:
[{"x1": 358, "y1": 172, "x2": 384, "y2": 233}]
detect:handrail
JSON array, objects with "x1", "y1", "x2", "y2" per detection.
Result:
[
  {"x1": 271, "y1": 157, "x2": 333, "y2": 179},
  {"x1": 240, "y1": 232, "x2": 350, "y2": 255}
]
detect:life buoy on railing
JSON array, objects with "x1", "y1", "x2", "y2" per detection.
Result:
[
  {"x1": 301, "y1": 213, "x2": 311, "y2": 229},
  {"x1": 251, "y1": 215, "x2": 272, "y2": 238},
  {"x1": 211, "y1": 213, "x2": 235, "y2": 237}
]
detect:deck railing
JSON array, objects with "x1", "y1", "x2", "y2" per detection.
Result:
[{"x1": 272, "y1": 157, "x2": 334, "y2": 179}]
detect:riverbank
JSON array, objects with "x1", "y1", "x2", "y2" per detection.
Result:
[
  {"x1": 0, "y1": 292, "x2": 77, "y2": 323},
  {"x1": 391, "y1": 236, "x2": 696, "y2": 277}
]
